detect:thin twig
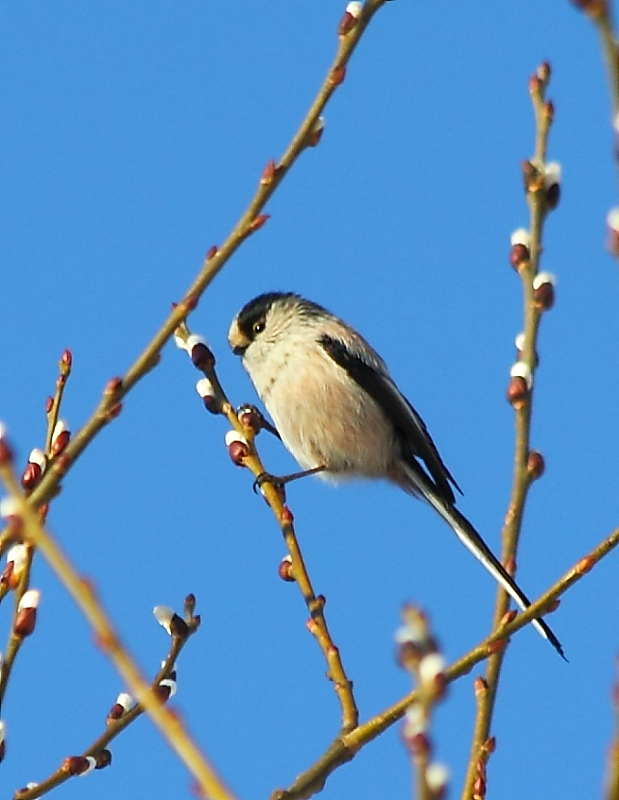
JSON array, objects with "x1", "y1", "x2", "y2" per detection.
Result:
[
  {"x1": 0, "y1": 460, "x2": 236, "y2": 800},
  {"x1": 461, "y1": 62, "x2": 558, "y2": 800},
  {"x1": 14, "y1": 609, "x2": 199, "y2": 800},
  {"x1": 23, "y1": 0, "x2": 390, "y2": 517},
  {"x1": 176, "y1": 323, "x2": 358, "y2": 732},
  {"x1": 269, "y1": 524, "x2": 619, "y2": 800}
]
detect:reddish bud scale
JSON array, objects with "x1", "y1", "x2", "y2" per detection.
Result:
[
  {"x1": 51, "y1": 430, "x2": 71, "y2": 457},
  {"x1": 45, "y1": 396, "x2": 54, "y2": 413},
  {"x1": 473, "y1": 774, "x2": 486, "y2": 799},
  {"x1": 228, "y1": 440, "x2": 249, "y2": 466},
  {"x1": 260, "y1": 159, "x2": 277, "y2": 186},
  {"x1": 506, "y1": 376, "x2": 529, "y2": 408},
  {"x1": 95, "y1": 750, "x2": 112, "y2": 769},
  {"x1": 474, "y1": 676, "x2": 488, "y2": 696},
  {"x1": 106, "y1": 402, "x2": 123, "y2": 420},
  {"x1": 206, "y1": 245, "x2": 218, "y2": 260},
  {"x1": 154, "y1": 683, "x2": 172, "y2": 703},
  {"x1": 0, "y1": 438, "x2": 13, "y2": 465},
  {"x1": 537, "y1": 61, "x2": 551, "y2": 83},
  {"x1": 504, "y1": 555, "x2": 516, "y2": 575},
  {"x1": 0, "y1": 562, "x2": 14, "y2": 589},
  {"x1": 329, "y1": 65, "x2": 347, "y2": 86},
  {"x1": 607, "y1": 229, "x2": 619, "y2": 257},
  {"x1": 570, "y1": 0, "x2": 606, "y2": 17},
  {"x1": 61, "y1": 349, "x2": 73, "y2": 368},
  {"x1": 534, "y1": 281, "x2": 555, "y2": 310},
  {"x1": 509, "y1": 243, "x2": 530, "y2": 270},
  {"x1": 544, "y1": 182, "x2": 560, "y2": 210},
  {"x1": 483, "y1": 736, "x2": 497, "y2": 754},
  {"x1": 548, "y1": 598, "x2": 561, "y2": 612},
  {"x1": 202, "y1": 395, "x2": 219, "y2": 415},
  {"x1": 521, "y1": 160, "x2": 542, "y2": 193},
  {"x1": 306, "y1": 618, "x2": 319, "y2": 635},
  {"x1": 52, "y1": 453, "x2": 71, "y2": 475},
  {"x1": 182, "y1": 294, "x2": 199, "y2": 312},
  {"x1": 185, "y1": 592, "x2": 197, "y2": 613},
  {"x1": 314, "y1": 594, "x2": 327, "y2": 610},
  {"x1": 104, "y1": 377, "x2": 123, "y2": 396},
  {"x1": 545, "y1": 99, "x2": 555, "y2": 123},
  {"x1": 499, "y1": 609, "x2": 517, "y2": 627},
  {"x1": 190, "y1": 342, "x2": 216, "y2": 372},
  {"x1": 170, "y1": 613, "x2": 190, "y2": 638},
  {"x1": 487, "y1": 638, "x2": 507, "y2": 655},
  {"x1": 338, "y1": 11, "x2": 357, "y2": 36},
  {"x1": 280, "y1": 506, "x2": 294, "y2": 524},
  {"x1": 408, "y1": 732, "x2": 430, "y2": 756},
  {"x1": 107, "y1": 703, "x2": 125, "y2": 722},
  {"x1": 14, "y1": 606, "x2": 37, "y2": 637},
  {"x1": 278, "y1": 558, "x2": 295, "y2": 582},
  {"x1": 21, "y1": 462, "x2": 42, "y2": 491},
  {"x1": 238, "y1": 411, "x2": 258, "y2": 431},
  {"x1": 250, "y1": 214, "x2": 270, "y2": 232},
  {"x1": 307, "y1": 126, "x2": 324, "y2": 148},
  {"x1": 528, "y1": 75, "x2": 542, "y2": 96},
  {"x1": 527, "y1": 450, "x2": 545, "y2": 479},
  {"x1": 576, "y1": 556, "x2": 595, "y2": 575},
  {"x1": 63, "y1": 756, "x2": 90, "y2": 776}
]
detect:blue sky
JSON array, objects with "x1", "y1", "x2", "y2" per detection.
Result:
[{"x1": 2, "y1": 2, "x2": 619, "y2": 799}]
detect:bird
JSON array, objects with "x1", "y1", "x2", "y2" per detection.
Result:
[{"x1": 228, "y1": 291, "x2": 564, "y2": 658}]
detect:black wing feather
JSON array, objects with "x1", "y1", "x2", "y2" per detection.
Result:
[{"x1": 320, "y1": 334, "x2": 460, "y2": 505}]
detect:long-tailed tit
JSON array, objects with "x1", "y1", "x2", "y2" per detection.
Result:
[{"x1": 228, "y1": 292, "x2": 563, "y2": 658}]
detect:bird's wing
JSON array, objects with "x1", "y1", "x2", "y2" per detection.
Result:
[{"x1": 319, "y1": 333, "x2": 460, "y2": 504}]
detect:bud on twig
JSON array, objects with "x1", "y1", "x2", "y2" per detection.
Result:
[
  {"x1": 250, "y1": 214, "x2": 270, "y2": 233},
  {"x1": 306, "y1": 116, "x2": 325, "y2": 147},
  {"x1": 0, "y1": 423, "x2": 13, "y2": 465},
  {"x1": 225, "y1": 431, "x2": 250, "y2": 466},
  {"x1": 506, "y1": 362, "x2": 532, "y2": 408},
  {"x1": 532, "y1": 272, "x2": 556, "y2": 310},
  {"x1": 50, "y1": 420, "x2": 71, "y2": 457},
  {"x1": 196, "y1": 377, "x2": 219, "y2": 414},
  {"x1": 509, "y1": 229, "x2": 531, "y2": 271},
  {"x1": 338, "y1": 2, "x2": 363, "y2": 36},
  {"x1": 278, "y1": 555, "x2": 295, "y2": 582},
  {"x1": 260, "y1": 159, "x2": 277, "y2": 186},
  {"x1": 188, "y1": 336, "x2": 216, "y2": 372},
  {"x1": 107, "y1": 692, "x2": 133, "y2": 722},
  {"x1": 527, "y1": 450, "x2": 545, "y2": 480},
  {"x1": 14, "y1": 589, "x2": 41, "y2": 637},
  {"x1": 329, "y1": 65, "x2": 347, "y2": 86},
  {"x1": 425, "y1": 762, "x2": 449, "y2": 798},
  {"x1": 62, "y1": 755, "x2": 96, "y2": 776},
  {"x1": 543, "y1": 162, "x2": 561, "y2": 209},
  {"x1": 2, "y1": 544, "x2": 28, "y2": 589}
]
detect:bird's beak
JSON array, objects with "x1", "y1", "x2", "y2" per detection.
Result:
[{"x1": 228, "y1": 319, "x2": 249, "y2": 356}]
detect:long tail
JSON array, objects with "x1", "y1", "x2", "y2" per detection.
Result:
[{"x1": 411, "y1": 473, "x2": 565, "y2": 659}]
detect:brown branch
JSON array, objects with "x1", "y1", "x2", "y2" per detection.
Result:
[
  {"x1": 461, "y1": 62, "x2": 559, "y2": 800},
  {"x1": 14, "y1": 599, "x2": 199, "y2": 800},
  {"x1": 23, "y1": 0, "x2": 390, "y2": 518},
  {"x1": 0, "y1": 456, "x2": 235, "y2": 800},
  {"x1": 269, "y1": 524, "x2": 619, "y2": 800},
  {"x1": 176, "y1": 324, "x2": 358, "y2": 733}
]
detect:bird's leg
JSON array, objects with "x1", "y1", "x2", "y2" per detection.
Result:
[{"x1": 253, "y1": 465, "x2": 326, "y2": 494}]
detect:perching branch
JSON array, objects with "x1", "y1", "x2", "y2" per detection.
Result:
[{"x1": 174, "y1": 322, "x2": 359, "y2": 733}]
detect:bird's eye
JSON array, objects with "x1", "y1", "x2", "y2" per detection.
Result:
[{"x1": 252, "y1": 320, "x2": 265, "y2": 335}]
